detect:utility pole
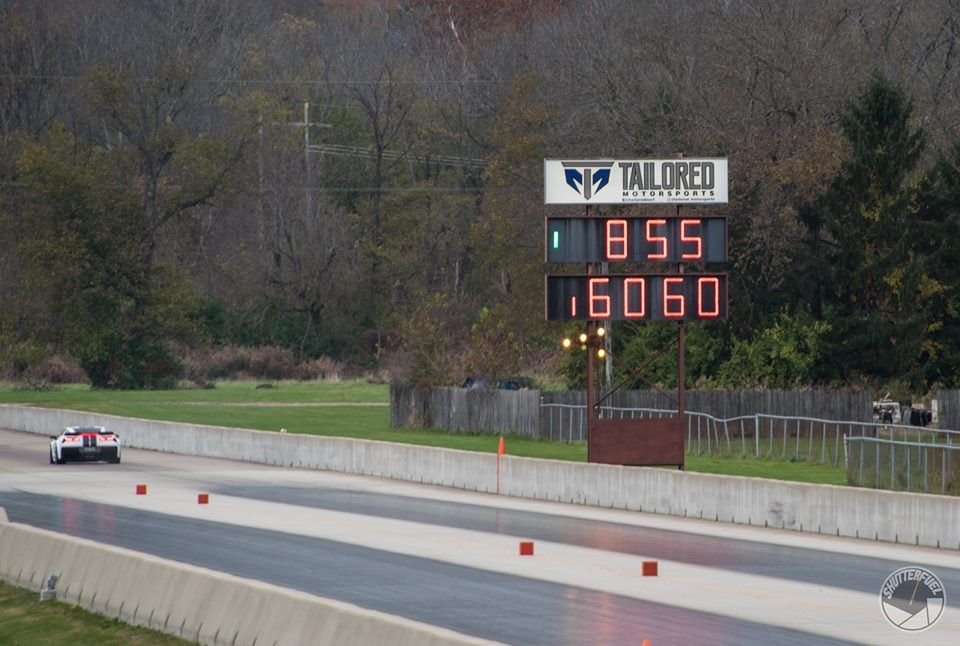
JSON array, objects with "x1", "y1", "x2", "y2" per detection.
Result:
[
  {"x1": 304, "y1": 102, "x2": 312, "y2": 222},
  {"x1": 285, "y1": 102, "x2": 332, "y2": 221}
]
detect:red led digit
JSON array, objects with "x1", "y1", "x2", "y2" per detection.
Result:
[
  {"x1": 623, "y1": 278, "x2": 646, "y2": 318},
  {"x1": 588, "y1": 278, "x2": 611, "y2": 318},
  {"x1": 605, "y1": 219, "x2": 628, "y2": 261},
  {"x1": 570, "y1": 296, "x2": 577, "y2": 317},
  {"x1": 663, "y1": 277, "x2": 685, "y2": 318},
  {"x1": 646, "y1": 219, "x2": 667, "y2": 260},
  {"x1": 681, "y1": 219, "x2": 703, "y2": 260},
  {"x1": 697, "y1": 277, "x2": 720, "y2": 318}
]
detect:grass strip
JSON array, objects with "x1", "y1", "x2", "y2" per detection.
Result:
[
  {"x1": 0, "y1": 580, "x2": 187, "y2": 645},
  {"x1": 0, "y1": 381, "x2": 846, "y2": 485}
]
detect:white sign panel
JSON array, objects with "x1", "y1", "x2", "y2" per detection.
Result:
[{"x1": 544, "y1": 158, "x2": 728, "y2": 204}]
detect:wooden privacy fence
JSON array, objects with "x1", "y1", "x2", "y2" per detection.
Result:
[
  {"x1": 391, "y1": 385, "x2": 873, "y2": 439},
  {"x1": 940, "y1": 390, "x2": 960, "y2": 434},
  {"x1": 391, "y1": 385, "x2": 541, "y2": 437}
]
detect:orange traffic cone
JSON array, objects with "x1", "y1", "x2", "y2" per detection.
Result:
[{"x1": 498, "y1": 436, "x2": 506, "y2": 455}]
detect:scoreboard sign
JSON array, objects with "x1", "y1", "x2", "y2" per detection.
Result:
[
  {"x1": 546, "y1": 216, "x2": 726, "y2": 264},
  {"x1": 544, "y1": 158, "x2": 728, "y2": 204},
  {"x1": 546, "y1": 274, "x2": 727, "y2": 321}
]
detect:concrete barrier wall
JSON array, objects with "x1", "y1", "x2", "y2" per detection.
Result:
[
  {"x1": 0, "y1": 520, "x2": 492, "y2": 646},
  {"x1": 499, "y1": 458, "x2": 960, "y2": 549},
  {"x1": 3, "y1": 404, "x2": 959, "y2": 549},
  {"x1": 0, "y1": 405, "x2": 497, "y2": 493}
]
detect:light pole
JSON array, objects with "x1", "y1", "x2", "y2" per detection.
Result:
[{"x1": 562, "y1": 326, "x2": 607, "y2": 460}]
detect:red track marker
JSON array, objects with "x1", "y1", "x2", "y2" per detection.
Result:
[
  {"x1": 135, "y1": 484, "x2": 147, "y2": 495},
  {"x1": 198, "y1": 493, "x2": 209, "y2": 504},
  {"x1": 642, "y1": 561, "x2": 658, "y2": 576},
  {"x1": 519, "y1": 541, "x2": 534, "y2": 556}
]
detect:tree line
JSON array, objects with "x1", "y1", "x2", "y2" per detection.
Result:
[{"x1": 1, "y1": 0, "x2": 959, "y2": 393}]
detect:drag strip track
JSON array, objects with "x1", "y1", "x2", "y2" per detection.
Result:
[
  {"x1": 207, "y1": 483, "x2": 960, "y2": 597},
  {"x1": 0, "y1": 491, "x2": 843, "y2": 645},
  {"x1": 1, "y1": 429, "x2": 958, "y2": 644}
]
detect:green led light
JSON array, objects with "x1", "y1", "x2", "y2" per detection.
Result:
[{"x1": 552, "y1": 230, "x2": 559, "y2": 249}]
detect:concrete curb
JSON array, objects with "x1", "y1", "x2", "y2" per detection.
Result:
[
  {"x1": 0, "y1": 520, "x2": 495, "y2": 646},
  {"x1": 2, "y1": 404, "x2": 959, "y2": 549}
]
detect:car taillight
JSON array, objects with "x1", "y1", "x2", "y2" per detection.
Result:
[{"x1": 64, "y1": 436, "x2": 81, "y2": 443}]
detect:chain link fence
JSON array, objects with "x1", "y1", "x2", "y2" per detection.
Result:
[
  {"x1": 541, "y1": 403, "x2": 960, "y2": 488},
  {"x1": 844, "y1": 434, "x2": 960, "y2": 495},
  {"x1": 542, "y1": 404, "x2": 859, "y2": 465}
]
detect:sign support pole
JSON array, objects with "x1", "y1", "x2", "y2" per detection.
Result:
[
  {"x1": 677, "y1": 202, "x2": 687, "y2": 471},
  {"x1": 676, "y1": 153, "x2": 686, "y2": 471},
  {"x1": 585, "y1": 204, "x2": 595, "y2": 460}
]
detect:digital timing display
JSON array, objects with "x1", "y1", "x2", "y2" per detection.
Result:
[
  {"x1": 546, "y1": 274, "x2": 728, "y2": 321},
  {"x1": 545, "y1": 216, "x2": 726, "y2": 264}
]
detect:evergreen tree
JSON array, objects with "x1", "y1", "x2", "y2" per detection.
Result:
[
  {"x1": 918, "y1": 146, "x2": 960, "y2": 387},
  {"x1": 808, "y1": 74, "x2": 943, "y2": 387}
]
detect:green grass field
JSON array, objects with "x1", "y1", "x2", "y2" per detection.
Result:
[
  {"x1": 0, "y1": 581, "x2": 187, "y2": 645},
  {"x1": 0, "y1": 380, "x2": 846, "y2": 485}
]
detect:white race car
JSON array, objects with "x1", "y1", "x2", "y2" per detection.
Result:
[{"x1": 49, "y1": 426, "x2": 121, "y2": 464}]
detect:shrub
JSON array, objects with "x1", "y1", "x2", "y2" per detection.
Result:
[
  {"x1": 246, "y1": 346, "x2": 297, "y2": 380},
  {"x1": 295, "y1": 356, "x2": 348, "y2": 381},
  {"x1": 21, "y1": 354, "x2": 89, "y2": 384},
  {"x1": 207, "y1": 346, "x2": 252, "y2": 379},
  {"x1": 177, "y1": 344, "x2": 362, "y2": 382},
  {"x1": 716, "y1": 308, "x2": 831, "y2": 388}
]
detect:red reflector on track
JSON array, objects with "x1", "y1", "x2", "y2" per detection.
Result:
[
  {"x1": 519, "y1": 541, "x2": 534, "y2": 556},
  {"x1": 642, "y1": 561, "x2": 658, "y2": 576},
  {"x1": 198, "y1": 493, "x2": 209, "y2": 504},
  {"x1": 136, "y1": 484, "x2": 147, "y2": 495}
]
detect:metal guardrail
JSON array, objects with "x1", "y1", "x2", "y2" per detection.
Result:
[
  {"x1": 540, "y1": 403, "x2": 678, "y2": 443},
  {"x1": 541, "y1": 403, "x2": 960, "y2": 463},
  {"x1": 540, "y1": 403, "x2": 960, "y2": 495},
  {"x1": 541, "y1": 404, "x2": 748, "y2": 454},
  {"x1": 844, "y1": 435, "x2": 959, "y2": 495}
]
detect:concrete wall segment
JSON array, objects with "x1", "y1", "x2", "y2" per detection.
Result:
[{"x1": 0, "y1": 520, "x2": 497, "y2": 646}]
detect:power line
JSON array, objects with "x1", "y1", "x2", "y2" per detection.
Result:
[
  {"x1": 0, "y1": 73, "x2": 507, "y2": 86},
  {"x1": 311, "y1": 144, "x2": 487, "y2": 169},
  {"x1": 0, "y1": 180, "x2": 484, "y2": 193},
  {"x1": 303, "y1": 186, "x2": 484, "y2": 193}
]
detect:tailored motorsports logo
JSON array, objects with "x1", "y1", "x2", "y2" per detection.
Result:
[
  {"x1": 880, "y1": 566, "x2": 946, "y2": 631},
  {"x1": 544, "y1": 158, "x2": 728, "y2": 205},
  {"x1": 562, "y1": 160, "x2": 614, "y2": 200}
]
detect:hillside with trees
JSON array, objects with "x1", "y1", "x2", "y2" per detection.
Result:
[{"x1": 1, "y1": 0, "x2": 959, "y2": 392}]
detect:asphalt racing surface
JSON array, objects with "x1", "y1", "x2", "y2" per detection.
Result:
[{"x1": 2, "y1": 428, "x2": 959, "y2": 645}]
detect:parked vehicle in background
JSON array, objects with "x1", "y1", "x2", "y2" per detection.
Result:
[
  {"x1": 50, "y1": 426, "x2": 121, "y2": 464},
  {"x1": 872, "y1": 399, "x2": 934, "y2": 427},
  {"x1": 462, "y1": 376, "x2": 534, "y2": 390},
  {"x1": 873, "y1": 400, "x2": 901, "y2": 424},
  {"x1": 500, "y1": 377, "x2": 534, "y2": 390}
]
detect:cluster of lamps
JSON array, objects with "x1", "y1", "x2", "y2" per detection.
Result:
[{"x1": 562, "y1": 326, "x2": 607, "y2": 359}]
